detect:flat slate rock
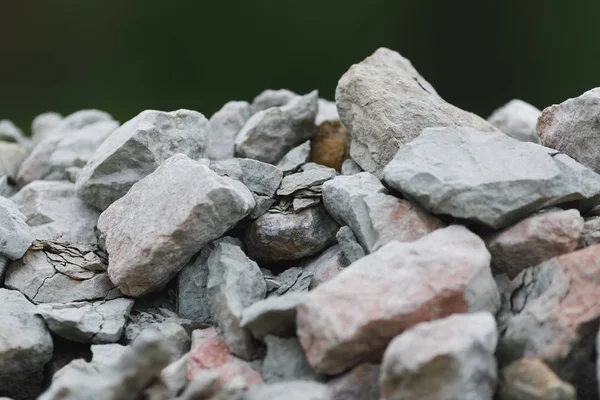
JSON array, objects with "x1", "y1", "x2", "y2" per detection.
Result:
[
  {"x1": 277, "y1": 140, "x2": 311, "y2": 175},
  {"x1": 240, "y1": 291, "x2": 305, "y2": 339},
  {"x1": 383, "y1": 127, "x2": 600, "y2": 229},
  {"x1": 212, "y1": 158, "x2": 283, "y2": 197}
]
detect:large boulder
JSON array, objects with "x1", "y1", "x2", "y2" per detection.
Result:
[{"x1": 336, "y1": 47, "x2": 497, "y2": 177}]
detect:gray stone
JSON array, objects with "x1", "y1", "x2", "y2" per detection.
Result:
[
  {"x1": 315, "y1": 98, "x2": 339, "y2": 126},
  {"x1": 341, "y1": 158, "x2": 362, "y2": 175},
  {"x1": 267, "y1": 267, "x2": 303, "y2": 296},
  {"x1": 241, "y1": 292, "x2": 304, "y2": 339},
  {"x1": 336, "y1": 47, "x2": 497, "y2": 178},
  {"x1": 207, "y1": 101, "x2": 255, "y2": 160},
  {"x1": 277, "y1": 163, "x2": 336, "y2": 197},
  {"x1": 31, "y1": 112, "x2": 63, "y2": 147},
  {"x1": 488, "y1": 99, "x2": 541, "y2": 143},
  {"x1": 76, "y1": 109, "x2": 210, "y2": 210},
  {"x1": 380, "y1": 312, "x2": 498, "y2": 400},
  {"x1": 11, "y1": 180, "x2": 100, "y2": 245},
  {"x1": 0, "y1": 175, "x2": 16, "y2": 198},
  {"x1": 0, "y1": 142, "x2": 28, "y2": 180},
  {"x1": 207, "y1": 238, "x2": 266, "y2": 360},
  {"x1": 177, "y1": 251, "x2": 212, "y2": 324},
  {"x1": 336, "y1": 226, "x2": 365, "y2": 264},
  {"x1": 90, "y1": 344, "x2": 127, "y2": 365},
  {"x1": 249, "y1": 195, "x2": 276, "y2": 219},
  {"x1": 245, "y1": 206, "x2": 340, "y2": 262},
  {"x1": 97, "y1": 154, "x2": 254, "y2": 297},
  {"x1": 252, "y1": 89, "x2": 298, "y2": 111},
  {"x1": 36, "y1": 298, "x2": 134, "y2": 343},
  {"x1": 262, "y1": 336, "x2": 314, "y2": 383},
  {"x1": 244, "y1": 381, "x2": 328, "y2": 400},
  {"x1": 538, "y1": 87, "x2": 600, "y2": 174},
  {"x1": 0, "y1": 196, "x2": 33, "y2": 259},
  {"x1": 236, "y1": 91, "x2": 318, "y2": 164},
  {"x1": 580, "y1": 216, "x2": 600, "y2": 247},
  {"x1": 126, "y1": 322, "x2": 191, "y2": 361},
  {"x1": 0, "y1": 119, "x2": 26, "y2": 144},
  {"x1": 176, "y1": 370, "x2": 220, "y2": 400},
  {"x1": 305, "y1": 244, "x2": 348, "y2": 289},
  {"x1": 0, "y1": 255, "x2": 7, "y2": 284},
  {"x1": 293, "y1": 197, "x2": 320, "y2": 212},
  {"x1": 65, "y1": 167, "x2": 81, "y2": 183},
  {"x1": 277, "y1": 140, "x2": 311, "y2": 175},
  {"x1": 0, "y1": 289, "x2": 53, "y2": 400},
  {"x1": 383, "y1": 127, "x2": 600, "y2": 229},
  {"x1": 327, "y1": 363, "x2": 380, "y2": 400},
  {"x1": 214, "y1": 158, "x2": 283, "y2": 197}
]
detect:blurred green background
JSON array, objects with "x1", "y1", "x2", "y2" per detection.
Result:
[{"x1": 1, "y1": 1, "x2": 599, "y2": 133}]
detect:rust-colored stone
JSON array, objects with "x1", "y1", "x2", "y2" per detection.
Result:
[
  {"x1": 310, "y1": 121, "x2": 351, "y2": 171},
  {"x1": 498, "y1": 358, "x2": 575, "y2": 400}
]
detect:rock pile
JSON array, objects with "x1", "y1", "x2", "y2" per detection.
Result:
[{"x1": 1, "y1": 47, "x2": 600, "y2": 400}]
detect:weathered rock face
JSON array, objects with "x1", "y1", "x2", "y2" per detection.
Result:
[
  {"x1": 0, "y1": 196, "x2": 33, "y2": 260},
  {"x1": 177, "y1": 251, "x2": 212, "y2": 324},
  {"x1": 380, "y1": 312, "x2": 498, "y2": 400},
  {"x1": 0, "y1": 289, "x2": 54, "y2": 400},
  {"x1": 277, "y1": 163, "x2": 336, "y2": 198},
  {"x1": 327, "y1": 363, "x2": 380, "y2": 400},
  {"x1": 245, "y1": 206, "x2": 340, "y2": 262},
  {"x1": 485, "y1": 209, "x2": 584, "y2": 278},
  {"x1": 336, "y1": 226, "x2": 365, "y2": 264},
  {"x1": 277, "y1": 140, "x2": 311, "y2": 175},
  {"x1": 212, "y1": 158, "x2": 283, "y2": 197},
  {"x1": 206, "y1": 101, "x2": 255, "y2": 160},
  {"x1": 336, "y1": 47, "x2": 497, "y2": 177},
  {"x1": 240, "y1": 292, "x2": 304, "y2": 339},
  {"x1": 383, "y1": 127, "x2": 600, "y2": 229},
  {"x1": 498, "y1": 358, "x2": 575, "y2": 400},
  {"x1": 310, "y1": 121, "x2": 351, "y2": 171},
  {"x1": 97, "y1": 154, "x2": 254, "y2": 297},
  {"x1": 296, "y1": 225, "x2": 499, "y2": 375},
  {"x1": 235, "y1": 91, "x2": 318, "y2": 164},
  {"x1": 0, "y1": 142, "x2": 28, "y2": 180},
  {"x1": 488, "y1": 99, "x2": 542, "y2": 143},
  {"x1": 306, "y1": 244, "x2": 349, "y2": 289},
  {"x1": 262, "y1": 336, "x2": 314, "y2": 383},
  {"x1": 76, "y1": 109, "x2": 210, "y2": 210},
  {"x1": 538, "y1": 87, "x2": 600, "y2": 174}
]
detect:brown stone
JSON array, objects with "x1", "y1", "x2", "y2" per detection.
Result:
[
  {"x1": 327, "y1": 363, "x2": 380, "y2": 400},
  {"x1": 310, "y1": 121, "x2": 351, "y2": 171},
  {"x1": 498, "y1": 358, "x2": 575, "y2": 400}
]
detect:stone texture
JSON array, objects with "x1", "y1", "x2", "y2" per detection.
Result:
[
  {"x1": 244, "y1": 381, "x2": 329, "y2": 400},
  {"x1": 177, "y1": 250, "x2": 212, "y2": 324},
  {"x1": 262, "y1": 336, "x2": 314, "y2": 383},
  {"x1": 252, "y1": 89, "x2": 297, "y2": 111},
  {"x1": 327, "y1": 363, "x2": 380, "y2": 400},
  {"x1": 488, "y1": 99, "x2": 542, "y2": 143},
  {"x1": 213, "y1": 158, "x2": 283, "y2": 197},
  {"x1": 310, "y1": 121, "x2": 351, "y2": 171},
  {"x1": 336, "y1": 226, "x2": 365, "y2": 263},
  {"x1": 296, "y1": 225, "x2": 499, "y2": 375},
  {"x1": 485, "y1": 209, "x2": 584, "y2": 278},
  {"x1": 126, "y1": 322, "x2": 191, "y2": 361},
  {"x1": 31, "y1": 111, "x2": 63, "y2": 147},
  {"x1": 580, "y1": 216, "x2": 600, "y2": 247},
  {"x1": 277, "y1": 140, "x2": 311, "y2": 175},
  {"x1": 315, "y1": 98, "x2": 340, "y2": 125},
  {"x1": 0, "y1": 142, "x2": 28, "y2": 180},
  {"x1": 498, "y1": 358, "x2": 575, "y2": 400},
  {"x1": 236, "y1": 91, "x2": 318, "y2": 164},
  {"x1": 249, "y1": 194, "x2": 276, "y2": 219},
  {"x1": 206, "y1": 101, "x2": 255, "y2": 160},
  {"x1": 538, "y1": 87, "x2": 600, "y2": 174},
  {"x1": 97, "y1": 154, "x2": 254, "y2": 297},
  {"x1": 305, "y1": 244, "x2": 348, "y2": 289},
  {"x1": 0, "y1": 289, "x2": 53, "y2": 400},
  {"x1": 91, "y1": 343, "x2": 127, "y2": 365},
  {"x1": 245, "y1": 206, "x2": 339, "y2": 262},
  {"x1": 277, "y1": 163, "x2": 336, "y2": 197},
  {"x1": 341, "y1": 158, "x2": 362, "y2": 175},
  {"x1": 336, "y1": 47, "x2": 497, "y2": 177},
  {"x1": 240, "y1": 292, "x2": 304, "y2": 339},
  {"x1": 380, "y1": 312, "x2": 498, "y2": 400},
  {"x1": 76, "y1": 109, "x2": 210, "y2": 210},
  {"x1": 11, "y1": 180, "x2": 100, "y2": 245},
  {"x1": 0, "y1": 196, "x2": 33, "y2": 260},
  {"x1": 36, "y1": 298, "x2": 134, "y2": 344},
  {"x1": 383, "y1": 127, "x2": 600, "y2": 229}
]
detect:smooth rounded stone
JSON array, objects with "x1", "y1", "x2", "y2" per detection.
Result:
[
  {"x1": 240, "y1": 292, "x2": 305, "y2": 339},
  {"x1": 341, "y1": 158, "x2": 362, "y2": 175},
  {"x1": 498, "y1": 358, "x2": 575, "y2": 400},
  {"x1": 0, "y1": 196, "x2": 33, "y2": 260},
  {"x1": 0, "y1": 289, "x2": 53, "y2": 400},
  {"x1": 277, "y1": 163, "x2": 336, "y2": 197},
  {"x1": 296, "y1": 225, "x2": 499, "y2": 375},
  {"x1": 76, "y1": 109, "x2": 210, "y2": 211},
  {"x1": 315, "y1": 98, "x2": 340, "y2": 125},
  {"x1": 97, "y1": 154, "x2": 254, "y2": 297},
  {"x1": 206, "y1": 101, "x2": 255, "y2": 160},
  {"x1": 38, "y1": 333, "x2": 172, "y2": 400},
  {"x1": 336, "y1": 226, "x2": 365, "y2": 264},
  {"x1": 245, "y1": 206, "x2": 340, "y2": 262},
  {"x1": 207, "y1": 238, "x2": 267, "y2": 360},
  {"x1": 213, "y1": 158, "x2": 283, "y2": 197},
  {"x1": 488, "y1": 99, "x2": 542, "y2": 143},
  {"x1": 0, "y1": 142, "x2": 28, "y2": 180},
  {"x1": 31, "y1": 112, "x2": 63, "y2": 147},
  {"x1": 90, "y1": 343, "x2": 127, "y2": 365},
  {"x1": 497, "y1": 244, "x2": 600, "y2": 379},
  {"x1": 383, "y1": 127, "x2": 600, "y2": 229},
  {"x1": 310, "y1": 121, "x2": 350, "y2": 172},
  {"x1": 277, "y1": 140, "x2": 311, "y2": 175},
  {"x1": 11, "y1": 180, "x2": 100, "y2": 245},
  {"x1": 580, "y1": 216, "x2": 600, "y2": 247},
  {"x1": 336, "y1": 48, "x2": 497, "y2": 178},
  {"x1": 252, "y1": 88, "x2": 298, "y2": 111},
  {"x1": 485, "y1": 209, "x2": 584, "y2": 278},
  {"x1": 36, "y1": 298, "x2": 134, "y2": 344},
  {"x1": 244, "y1": 381, "x2": 329, "y2": 400},
  {"x1": 538, "y1": 87, "x2": 600, "y2": 174},
  {"x1": 262, "y1": 336, "x2": 314, "y2": 383},
  {"x1": 235, "y1": 91, "x2": 318, "y2": 164},
  {"x1": 380, "y1": 312, "x2": 498, "y2": 400},
  {"x1": 327, "y1": 363, "x2": 380, "y2": 400}
]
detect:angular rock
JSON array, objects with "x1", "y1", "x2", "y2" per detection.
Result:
[
  {"x1": 207, "y1": 238, "x2": 266, "y2": 360},
  {"x1": 252, "y1": 89, "x2": 297, "y2": 111},
  {"x1": 327, "y1": 363, "x2": 380, "y2": 400},
  {"x1": 126, "y1": 322, "x2": 191, "y2": 361},
  {"x1": 0, "y1": 289, "x2": 53, "y2": 400},
  {"x1": 315, "y1": 98, "x2": 340, "y2": 126},
  {"x1": 97, "y1": 154, "x2": 254, "y2": 297},
  {"x1": 277, "y1": 140, "x2": 311, "y2": 175},
  {"x1": 341, "y1": 158, "x2": 362, "y2": 175},
  {"x1": 336, "y1": 226, "x2": 365, "y2": 264},
  {"x1": 0, "y1": 142, "x2": 28, "y2": 180},
  {"x1": 31, "y1": 111, "x2": 63, "y2": 147},
  {"x1": 262, "y1": 336, "x2": 314, "y2": 383},
  {"x1": 76, "y1": 109, "x2": 210, "y2": 210},
  {"x1": 244, "y1": 381, "x2": 329, "y2": 400},
  {"x1": 240, "y1": 292, "x2": 304, "y2": 339},
  {"x1": 245, "y1": 206, "x2": 339, "y2": 262},
  {"x1": 488, "y1": 99, "x2": 542, "y2": 143},
  {"x1": 380, "y1": 312, "x2": 498, "y2": 400},
  {"x1": 336, "y1": 47, "x2": 497, "y2": 177},
  {"x1": 249, "y1": 195, "x2": 276, "y2": 219},
  {"x1": 90, "y1": 343, "x2": 127, "y2": 365},
  {"x1": 580, "y1": 216, "x2": 600, "y2": 247},
  {"x1": 213, "y1": 158, "x2": 283, "y2": 197},
  {"x1": 277, "y1": 163, "x2": 336, "y2": 197},
  {"x1": 0, "y1": 196, "x2": 33, "y2": 260},
  {"x1": 236, "y1": 91, "x2": 318, "y2": 164},
  {"x1": 292, "y1": 197, "x2": 320, "y2": 212},
  {"x1": 12, "y1": 180, "x2": 100, "y2": 245},
  {"x1": 383, "y1": 127, "x2": 600, "y2": 229},
  {"x1": 296, "y1": 225, "x2": 499, "y2": 375},
  {"x1": 177, "y1": 250, "x2": 212, "y2": 324},
  {"x1": 310, "y1": 121, "x2": 350, "y2": 171},
  {"x1": 305, "y1": 244, "x2": 348, "y2": 289},
  {"x1": 485, "y1": 209, "x2": 584, "y2": 278},
  {"x1": 36, "y1": 298, "x2": 134, "y2": 343},
  {"x1": 538, "y1": 87, "x2": 600, "y2": 174},
  {"x1": 206, "y1": 101, "x2": 255, "y2": 160},
  {"x1": 498, "y1": 358, "x2": 575, "y2": 400}
]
